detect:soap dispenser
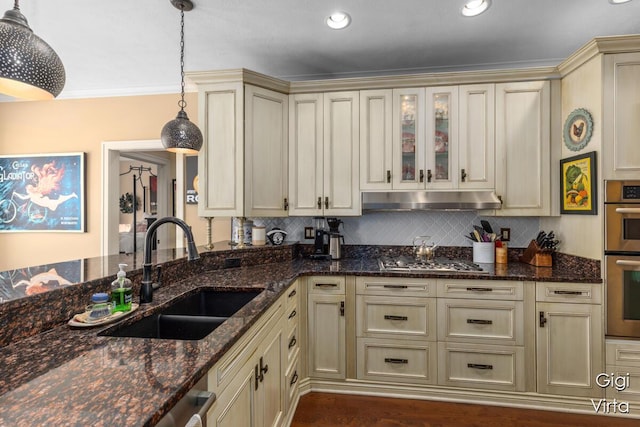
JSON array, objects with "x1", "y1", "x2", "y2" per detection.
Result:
[{"x1": 111, "y1": 263, "x2": 132, "y2": 312}]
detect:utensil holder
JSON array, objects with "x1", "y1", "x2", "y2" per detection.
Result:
[
  {"x1": 473, "y1": 241, "x2": 495, "y2": 264},
  {"x1": 519, "y1": 240, "x2": 553, "y2": 267}
]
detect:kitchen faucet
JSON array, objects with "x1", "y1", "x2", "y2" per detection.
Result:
[{"x1": 140, "y1": 216, "x2": 200, "y2": 304}]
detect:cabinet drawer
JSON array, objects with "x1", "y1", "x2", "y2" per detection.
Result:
[
  {"x1": 285, "y1": 281, "x2": 299, "y2": 311},
  {"x1": 308, "y1": 276, "x2": 346, "y2": 295},
  {"x1": 356, "y1": 295, "x2": 436, "y2": 340},
  {"x1": 607, "y1": 340, "x2": 640, "y2": 368},
  {"x1": 357, "y1": 338, "x2": 437, "y2": 385},
  {"x1": 285, "y1": 355, "x2": 300, "y2": 413},
  {"x1": 286, "y1": 324, "x2": 299, "y2": 368},
  {"x1": 438, "y1": 298, "x2": 523, "y2": 345},
  {"x1": 536, "y1": 282, "x2": 602, "y2": 304},
  {"x1": 437, "y1": 279, "x2": 523, "y2": 301},
  {"x1": 356, "y1": 276, "x2": 435, "y2": 297},
  {"x1": 284, "y1": 302, "x2": 299, "y2": 333},
  {"x1": 604, "y1": 365, "x2": 640, "y2": 403},
  {"x1": 438, "y1": 342, "x2": 525, "y2": 391}
]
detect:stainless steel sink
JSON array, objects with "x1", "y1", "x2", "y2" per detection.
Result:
[{"x1": 100, "y1": 289, "x2": 263, "y2": 340}]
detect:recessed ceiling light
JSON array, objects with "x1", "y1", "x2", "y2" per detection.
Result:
[
  {"x1": 461, "y1": 0, "x2": 491, "y2": 17},
  {"x1": 609, "y1": 0, "x2": 632, "y2": 4},
  {"x1": 326, "y1": 12, "x2": 351, "y2": 30}
]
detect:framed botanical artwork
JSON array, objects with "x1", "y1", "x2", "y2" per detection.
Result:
[
  {"x1": 560, "y1": 151, "x2": 597, "y2": 215},
  {"x1": 0, "y1": 153, "x2": 85, "y2": 232}
]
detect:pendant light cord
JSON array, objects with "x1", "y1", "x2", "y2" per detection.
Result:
[{"x1": 178, "y1": 6, "x2": 187, "y2": 112}]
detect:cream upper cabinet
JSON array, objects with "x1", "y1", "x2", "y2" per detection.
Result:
[
  {"x1": 360, "y1": 90, "x2": 393, "y2": 190},
  {"x1": 457, "y1": 84, "x2": 495, "y2": 190},
  {"x1": 196, "y1": 81, "x2": 288, "y2": 218},
  {"x1": 494, "y1": 81, "x2": 551, "y2": 216},
  {"x1": 392, "y1": 88, "x2": 426, "y2": 189},
  {"x1": 245, "y1": 85, "x2": 289, "y2": 217},
  {"x1": 425, "y1": 86, "x2": 459, "y2": 189},
  {"x1": 604, "y1": 52, "x2": 640, "y2": 179},
  {"x1": 289, "y1": 91, "x2": 361, "y2": 216},
  {"x1": 379, "y1": 85, "x2": 494, "y2": 191}
]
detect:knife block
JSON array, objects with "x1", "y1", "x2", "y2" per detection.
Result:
[{"x1": 519, "y1": 240, "x2": 552, "y2": 267}]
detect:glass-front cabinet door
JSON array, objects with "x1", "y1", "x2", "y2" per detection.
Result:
[
  {"x1": 392, "y1": 88, "x2": 425, "y2": 189},
  {"x1": 425, "y1": 86, "x2": 458, "y2": 189}
]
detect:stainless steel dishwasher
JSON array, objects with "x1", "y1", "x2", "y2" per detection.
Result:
[{"x1": 156, "y1": 376, "x2": 216, "y2": 427}]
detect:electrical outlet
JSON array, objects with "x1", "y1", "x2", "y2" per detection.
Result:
[
  {"x1": 500, "y1": 227, "x2": 511, "y2": 242},
  {"x1": 304, "y1": 227, "x2": 314, "y2": 239}
]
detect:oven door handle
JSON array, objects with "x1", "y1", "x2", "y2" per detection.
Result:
[
  {"x1": 616, "y1": 260, "x2": 640, "y2": 267},
  {"x1": 615, "y1": 208, "x2": 640, "y2": 214}
]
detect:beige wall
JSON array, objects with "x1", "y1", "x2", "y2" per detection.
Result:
[
  {"x1": 540, "y1": 55, "x2": 604, "y2": 261},
  {"x1": 0, "y1": 93, "x2": 228, "y2": 271}
]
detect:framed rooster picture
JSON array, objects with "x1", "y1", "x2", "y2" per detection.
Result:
[
  {"x1": 563, "y1": 108, "x2": 593, "y2": 152},
  {"x1": 560, "y1": 151, "x2": 597, "y2": 215}
]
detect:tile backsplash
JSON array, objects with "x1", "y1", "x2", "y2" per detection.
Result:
[{"x1": 251, "y1": 212, "x2": 539, "y2": 248}]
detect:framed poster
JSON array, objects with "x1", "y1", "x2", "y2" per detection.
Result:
[
  {"x1": 0, "y1": 153, "x2": 85, "y2": 232},
  {"x1": 560, "y1": 151, "x2": 597, "y2": 215}
]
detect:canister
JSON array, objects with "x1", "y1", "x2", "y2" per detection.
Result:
[{"x1": 252, "y1": 226, "x2": 266, "y2": 246}]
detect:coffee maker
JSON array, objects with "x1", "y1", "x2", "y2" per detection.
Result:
[
  {"x1": 310, "y1": 217, "x2": 331, "y2": 260},
  {"x1": 326, "y1": 218, "x2": 345, "y2": 260}
]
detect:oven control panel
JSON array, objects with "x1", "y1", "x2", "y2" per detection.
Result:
[{"x1": 622, "y1": 185, "x2": 640, "y2": 200}]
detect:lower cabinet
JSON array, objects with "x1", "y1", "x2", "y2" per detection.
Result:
[
  {"x1": 206, "y1": 293, "x2": 285, "y2": 427},
  {"x1": 307, "y1": 275, "x2": 347, "y2": 380},
  {"x1": 536, "y1": 282, "x2": 603, "y2": 398}
]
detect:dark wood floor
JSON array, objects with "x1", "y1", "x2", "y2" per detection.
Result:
[{"x1": 290, "y1": 392, "x2": 639, "y2": 427}]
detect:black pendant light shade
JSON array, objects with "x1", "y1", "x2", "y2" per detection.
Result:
[
  {"x1": 0, "y1": 1, "x2": 65, "y2": 100},
  {"x1": 161, "y1": 0, "x2": 202, "y2": 154},
  {"x1": 161, "y1": 109, "x2": 203, "y2": 153}
]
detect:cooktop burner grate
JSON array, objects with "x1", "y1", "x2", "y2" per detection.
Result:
[{"x1": 378, "y1": 256, "x2": 487, "y2": 273}]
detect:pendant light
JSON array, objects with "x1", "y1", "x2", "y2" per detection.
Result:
[
  {"x1": 0, "y1": 0, "x2": 65, "y2": 100},
  {"x1": 161, "y1": 0, "x2": 203, "y2": 154}
]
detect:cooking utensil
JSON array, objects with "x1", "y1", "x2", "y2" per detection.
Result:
[{"x1": 480, "y1": 220, "x2": 493, "y2": 234}]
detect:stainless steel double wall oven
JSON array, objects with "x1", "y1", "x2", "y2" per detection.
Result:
[{"x1": 605, "y1": 180, "x2": 640, "y2": 338}]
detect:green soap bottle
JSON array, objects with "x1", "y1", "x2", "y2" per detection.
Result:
[{"x1": 111, "y1": 263, "x2": 132, "y2": 312}]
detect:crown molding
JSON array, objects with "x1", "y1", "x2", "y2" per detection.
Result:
[
  {"x1": 186, "y1": 68, "x2": 290, "y2": 93},
  {"x1": 558, "y1": 34, "x2": 640, "y2": 77}
]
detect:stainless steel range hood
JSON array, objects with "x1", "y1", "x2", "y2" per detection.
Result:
[{"x1": 362, "y1": 191, "x2": 502, "y2": 211}]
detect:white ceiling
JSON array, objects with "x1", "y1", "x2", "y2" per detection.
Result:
[{"x1": 7, "y1": 0, "x2": 640, "y2": 99}]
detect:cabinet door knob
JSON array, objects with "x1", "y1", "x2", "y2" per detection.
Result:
[
  {"x1": 427, "y1": 169, "x2": 433, "y2": 183},
  {"x1": 325, "y1": 197, "x2": 329, "y2": 209},
  {"x1": 461, "y1": 168, "x2": 467, "y2": 182},
  {"x1": 419, "y1": 169, "x2": 425, "y2": 183},
  {"x1": 340, "y1": 301, "x2": 345, "y2": 317},
  {"x1": 386, "y1": 170, "x2": 391, "y2": 183},
  {"x1": 317, "y1": 197, "x2": 322, "y2": 209},
  {"x1": 283, "y1": 197, "x2": 289, "y2": 211}
]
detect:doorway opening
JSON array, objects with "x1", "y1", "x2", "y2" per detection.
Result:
[{"x1": 101, "y1": 140, "x2": 185, "y2": 256}]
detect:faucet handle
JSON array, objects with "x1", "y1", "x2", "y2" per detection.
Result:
[{"x1": 152, "y1": 265, "x2": 163, "y2": 290}]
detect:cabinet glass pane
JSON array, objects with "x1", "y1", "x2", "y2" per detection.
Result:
[
  {"x1": 433, "y1": 93, "x2": 450, "y2": 180},
  {"x1": 401, "y1": 95, "x2": 417, "y2": 182}
]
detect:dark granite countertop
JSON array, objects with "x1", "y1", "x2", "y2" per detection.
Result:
[{"x1": 0, "y1": 245, "x2": 602, "y2": 426}]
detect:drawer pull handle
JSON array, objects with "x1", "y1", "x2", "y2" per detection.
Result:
[
  {"x1": 290, "y1": 371, "x2": 299, "y2": 387},
  {"x1": 466, "y1": 287, "x2": 493, "y2": 292},
  {"x1": 385, "y1": 358, "x2": 408, "y2": 364},
  {"x1": 553, "y1": 290, "x2": 583, "y2": 296},
  {"x1": 289, "y1": 336, "x2": 297, "y2": 349},
  {"x1": 288, "y1": 309, "x2": 297, "y2": 319},
  {"x1": 467, "y1": 319, "x2": 493, "y2": 325},
  {"x1": 288, "y1": 289, "x2": 297, "y2": 298},
  {"x1": 316, "y1": 283, "x2": 339, "y2": 288},
  {"x1": 383, "y1": 284, "x2": 408, "y2": 289},
  {"x1": 468, "y1": 363, "x2": 493, "y2": 370},
  {"x1": 384, "y1": 315, "x2": 408, "y2": 321}
]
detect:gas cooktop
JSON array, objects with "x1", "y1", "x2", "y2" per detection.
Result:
[{"x1": 379, "y1": 256, "x2": 488, "y2": 274}]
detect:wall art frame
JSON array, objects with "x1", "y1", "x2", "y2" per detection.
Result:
[
  {"x1": 560, "y1": 150, "x2": 597, "y2": 215},
  {"x1": 0, "y1": 153, "x2": 85, "y2": 232},
  {"x1": 563, "y1": 108, "x2": 593, "y2": 152}
]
